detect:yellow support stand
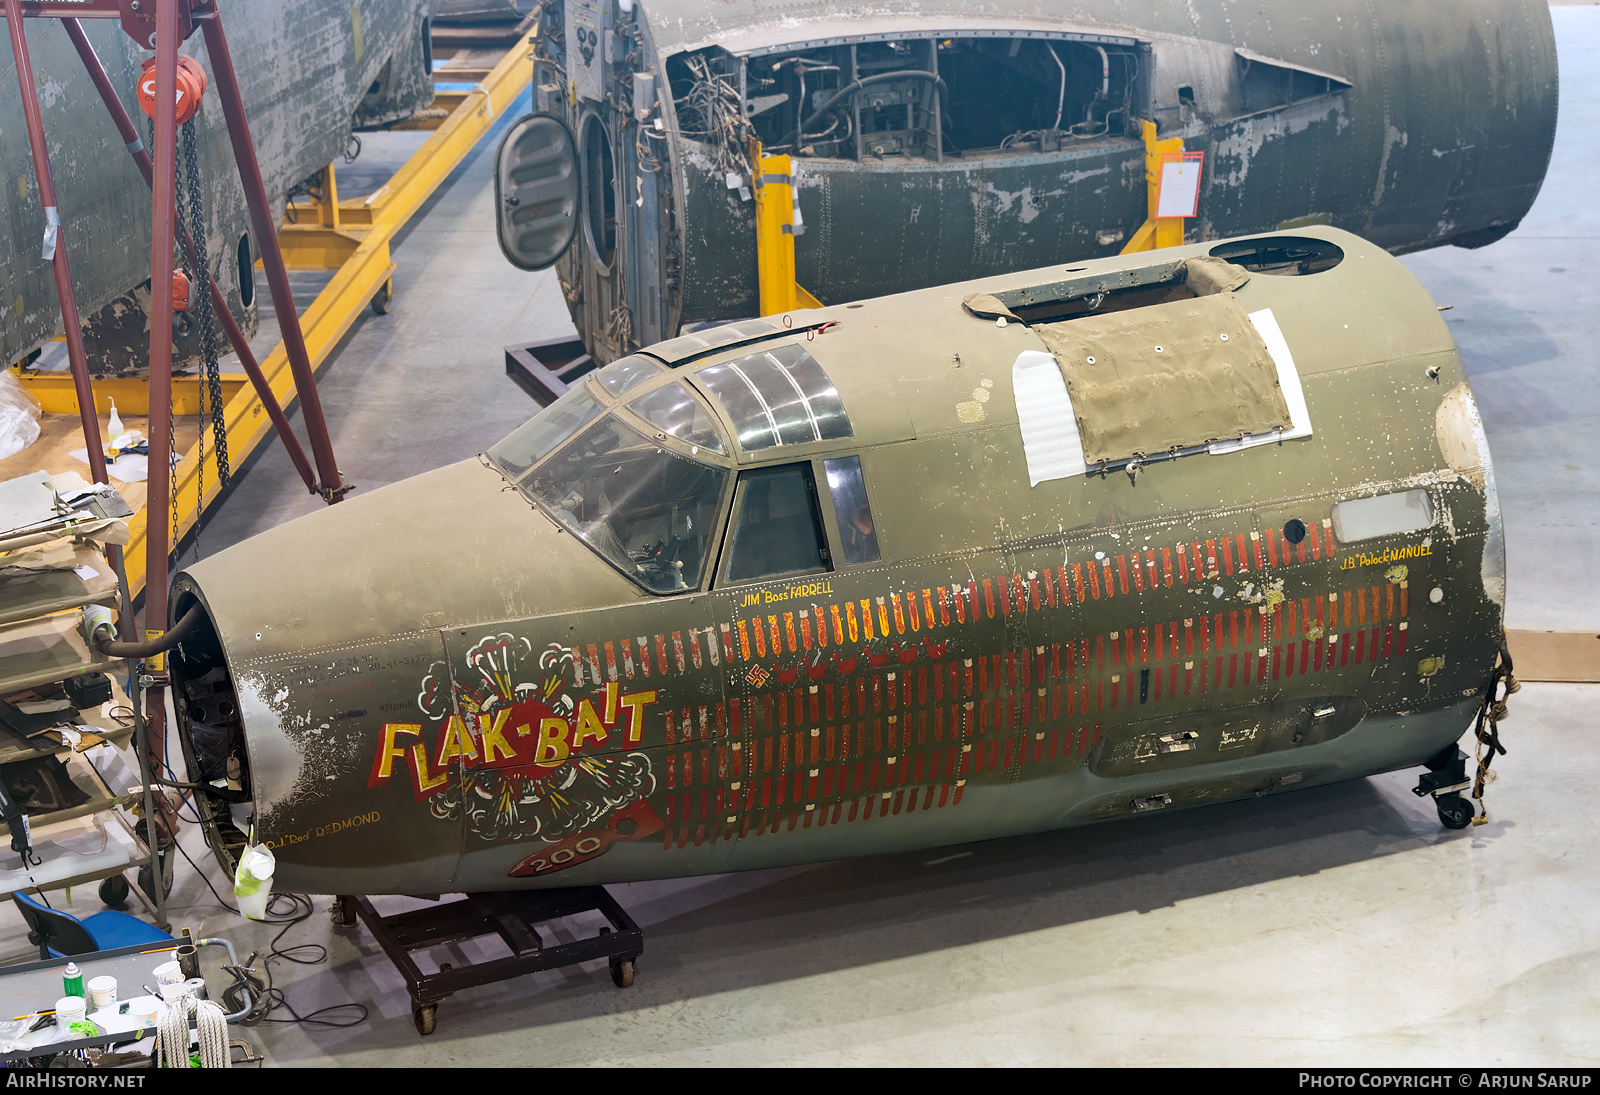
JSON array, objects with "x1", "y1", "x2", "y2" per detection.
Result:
[
  {"x1": 751, "y1": 141, "x2": 824, "y2": 316},
  {"x1": 309, "y1": 160, "x2": 340, "y2": 229},
  {"x1": 1121, "y1": 119, "x2": 1186, "y2": 254},
  {"x1": 8, "y1": 368, "x2": 244, "y2": 416}
]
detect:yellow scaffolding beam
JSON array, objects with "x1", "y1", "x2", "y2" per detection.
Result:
[{"x1": 104, "y1": 36, "x2": 535, "y2": 597}]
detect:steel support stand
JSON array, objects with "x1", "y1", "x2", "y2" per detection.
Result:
[
  {"x1": 334, "y1": 888, "x2": 644, "y2": 1036},
  {"x1": 1120, "y1": 118, "x2": 1186, "y2": 254},
  {"x1": 62, "y1": 17, "x2": 318, "y2": 493},
  {"x1": 749, "y1": 139, "x2": 824, "y2": 318},
  {"x1": 138, "y1": 0, "x2": 181, "y2": 803},
  {"x1": 503, "y1": 337, "x2": 593, "y2": 407},
  {"x1": 110, "y1": 545, "x2": 168, "y2": 932},
  {"x1": 61, "y1": 15, "x2": 320, "y2": 497}
]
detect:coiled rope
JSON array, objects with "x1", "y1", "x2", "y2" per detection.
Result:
[{"x1": 155, "y1": 991, "x2": 231, "y2": 1069}]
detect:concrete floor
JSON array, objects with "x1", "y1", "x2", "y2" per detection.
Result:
[
  {"x1": 7, "y1": 7, "x2": 1599, "y2": 1069},
  {"x1": 1399, "y1": 6, "x2": 1600, "y2": 632}
]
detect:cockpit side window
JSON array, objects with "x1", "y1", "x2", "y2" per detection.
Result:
[
  {"x1": 720, "y1": 464, "x2": 831, "y2": 583},
  {"x1": 487, "y1": 385, "x2": 602, "y2": 480},
  {"x1": 823, "y1": 456, "x2": 880, "y2": 564},
  {"x1": 525, "y1": 415, "x2": 728, "y2": 593}
]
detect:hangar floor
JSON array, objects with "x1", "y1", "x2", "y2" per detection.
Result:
[{"x1": 3, "y1": 6, "x2": 1595, "y2": 1069}]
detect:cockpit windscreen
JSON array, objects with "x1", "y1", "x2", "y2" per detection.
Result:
[
  {"x1": 524, "y1": 415, "x2": 727, "y2": 593},
  {"x1": 487, "y1": 385, "x2": 603, "y2": 480}
]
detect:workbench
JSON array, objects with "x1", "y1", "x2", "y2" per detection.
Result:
[{"x1": 0, "y1": 936, "x2": 251, "y2": 1064}]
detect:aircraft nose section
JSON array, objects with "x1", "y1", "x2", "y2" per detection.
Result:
[
  {"x1": 181, "y1": 457, "x2": 549, "y2": 650},
  {"x1": 164, "y1": 456, "x2": 635, "y2": 889}
]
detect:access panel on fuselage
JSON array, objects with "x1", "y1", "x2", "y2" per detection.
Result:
[{"x1": 1003, "y1": 500, "x2": 1439, "y2": 816}]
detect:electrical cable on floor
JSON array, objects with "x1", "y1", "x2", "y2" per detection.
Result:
[
  {"x1": 135, "y1": 757, "x2": 369, "y2": 1030},
  {"x1": 219, "y1": 893, "x2": 369, "y2": 1030},
  {"x1": 177, "y1": 865, "x2": 372, "y2": 1030},
  {"x1": 165, "y1": 837, "x2": 367, "y2": 1029}
]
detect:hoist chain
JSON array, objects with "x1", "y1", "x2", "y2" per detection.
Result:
[
  {"x1": 167, "y1": 116, "x2": 231, "y2": 564},
  {"x1": 176, "y1": 120, "x2": 203, "y2": 563},
  {"x1": 180, "y1": 118, "x2": 230, "y2": 488}
]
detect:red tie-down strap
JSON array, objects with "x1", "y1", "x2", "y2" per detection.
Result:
[{"x1": 506, "y1": 797, "x2": 666, "y2": 879}]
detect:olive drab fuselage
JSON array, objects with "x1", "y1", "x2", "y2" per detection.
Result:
[{"x1": 170, "y1": 227, "x2": 1506, "y2": 894}]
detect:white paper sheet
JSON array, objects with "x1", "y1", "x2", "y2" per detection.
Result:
[
  {"x1": 1156, "y1": 161, "x2": 1202, "y2": 218},
  {"x1": 69, "y1": 447, "x2": 156, "y2": 483},
  {"x1": 0, "y1": 470, "x2": 57, "y2": 535}
]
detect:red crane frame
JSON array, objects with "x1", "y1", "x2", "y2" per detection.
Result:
[{"x1": 2, "y1": 0, "x2": 351, "y2": 912}]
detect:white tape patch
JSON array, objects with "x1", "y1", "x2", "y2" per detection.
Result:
[{"x1": 1012, "y1": 350, "x2": 1087, "y2": 486}]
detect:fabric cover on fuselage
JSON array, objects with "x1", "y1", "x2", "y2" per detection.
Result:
[{"x1": 1034, "y1": 289, "x2": 1290, "y2": 465}]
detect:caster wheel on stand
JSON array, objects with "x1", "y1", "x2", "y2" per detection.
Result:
[
  {"x1": 1437, "y1": 794, "x2": 1475, "y2": 830},
  {"x1": 332, "y1": 896, "x2": 358, "y2": 928},
  {"x1": 371, "y1": 278, "x2": 394, "y2": 315},
  {"x1": 609, "y1": 956, "x2": 635, "y2": 988},
  {"x1": 412, "y1": 1002, "x2": 437, "y2": 1036},
  {"x1": 98, "y1": 874, "x2": 130, "y2": 910}
]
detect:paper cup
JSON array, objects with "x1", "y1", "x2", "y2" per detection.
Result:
[
  {"x1": 86, "y1": 976, "x2": 116, "y2": 1010},
  {"x1": 157, "y1": 980, "x2": 192, "y2": 1003},
  {"x1": 153, "y1": 960, "x2": 182, "y2": 985}
]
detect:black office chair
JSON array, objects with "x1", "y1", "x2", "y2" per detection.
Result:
[{"x1": 11, "y1": 890, "x2": 172, "y2": 960}]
